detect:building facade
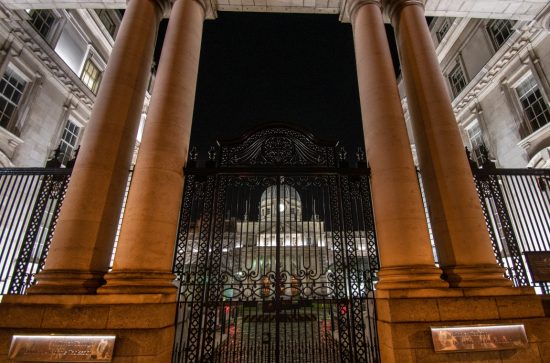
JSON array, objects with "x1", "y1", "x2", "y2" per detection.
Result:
[
  {"x1": 400, "y1": 14, "x2": 550, "y2": 168},
  {"x1": 0, "y1": 0, "x2": 549, "y2": 362},
  {"x1": 0, "y1": 5, "x2": 150, "y2": 167}
]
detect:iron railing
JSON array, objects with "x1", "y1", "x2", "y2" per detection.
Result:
[
  {"x1": 472, "y1": 164, "x2": 550, "y2": 293},
  {"x1": 0, "y1": 168, "x2": 71, "y2": 295},
  {"x1": 0, "y1": 161, "x2": 548, "y2": 297},
  {"x1": 0, "y1": 166, "x2": 134, "y2": 296}
]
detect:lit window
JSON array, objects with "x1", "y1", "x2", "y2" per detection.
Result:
[
  {"x1": 59, "y1": 120, "x2": 81, "y2": 166},
  {"x1": 0, "y1": 68, "x2": 27, "y2": 132},
  {"x1": 466, "y1": 121, "x2": 485, "y2": 165},
  {"x1": 436, "y1": 19, "x2": 452, "y2": 42},
  {"x1": 95, "y1": 9, "x2": 116, "y2": 37},
  {"x1": 81, "y1": 58, "x2": 102, "y2": 94},
  {"x1": 487, "y1": 19, "x2": 515, "y2": 50},
  {"x1": 27, "y1": 9, "x2": 56, "y2": 39},
  {"x1": 516, "y1": 75, "x2": 550, "y2": 134},
  {"x1": 448, "y1": 63, "x2": 467, "y2": 97}
]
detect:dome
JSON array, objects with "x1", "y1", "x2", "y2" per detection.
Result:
[
  {"x1": 259, "y1": 184, "x2": 302, "y2": 221},
  {"x1": 260, "y1": 184, "x2": 301, "y2": 204}
]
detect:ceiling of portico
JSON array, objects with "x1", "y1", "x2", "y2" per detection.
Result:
[{"x1": 1, "y1": 0, "x2": 548, "y2": 22}]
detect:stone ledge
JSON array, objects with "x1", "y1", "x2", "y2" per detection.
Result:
[
  {"x1": 375, "y1": 286, "x2": 535, "y2": 299},
  {"x1": 0, "y1": 301, "x2": 177, "y2": 330},
  {"x1": 375, "y1": 288, "x2": 464, "y2": 299},
  {"x1": 376, "y1": 294, "x2": 545, "y2": 323},
  {"x1": 376, "y1": 297, "x2": 442, "y2": 322},
  {"x1": 1, "y1": 293, "x2": 177, "y2": 305},
  {"x1": 437, "y1": 297, "x2": 500, "y2": 321},
  {"x1": 496, "y1": 295, "x2": 546, "y2": 319}
]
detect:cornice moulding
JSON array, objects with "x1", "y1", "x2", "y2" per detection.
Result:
[
  {"x1": 7, "y1": 15, "x2": 95, "y2": 110},
  {"x1": 339, "y1": 0, "x2": 380, "y2": 24},
  {"x1": 452, "y1": 24, "x2": 541, "y2": 118}
]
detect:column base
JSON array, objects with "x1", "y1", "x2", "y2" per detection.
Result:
[
  {"x1": 98, "y1": 271, "x2": 177, "y2": 295},
  {"x1": 0, "y1": 294, "x2": 176, "y2": 362},
  {"x1": 376, "y1": 265, "x2": 448, "y2": 290},
  {"x1": 442, "y1": 264, "x2": 513, "y2": 288},
  {"x1": 376, "y1": 289, "x2": 549, "y2": 362},
  {"x1": 27, "y1": 270, "x2": 105, "y2": 295}
]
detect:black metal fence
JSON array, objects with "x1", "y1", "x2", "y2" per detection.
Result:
[
  {"x1": 0, "y1": 168, "x2": 70, "y2": 295},
  {"x1": 472, "y1": 165, "x2": 550, "y2": 293},
  {"x1": 0, "y1": 162, "x2": 548, "y2": 297}
]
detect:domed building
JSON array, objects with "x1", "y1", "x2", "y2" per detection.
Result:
[
  {"x1": 221, "y1": 184, "x2": 330, "y2": 299},
  {"x1": 260, "y1": 184, "x2": 302, "y2": 222}
]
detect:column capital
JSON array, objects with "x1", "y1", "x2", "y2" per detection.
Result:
[
  {"x1": 340, "y1": 0, "x2": 380, "y2": 23},
  {"x1": 173, "y1": 0, "x2": 215, "y2": 19},
  {"x1": 127, "y1": 0, "x2": 170, "y2": 17},
  {"x1": 381, "y1": 0, "x2": 424, "y2": 24},
  {"x1": 154, "y1": 0, "x2": 172, "y2": 15},
  {"x1": 131, "y1": 0, "x2": 214, "y2": 19}
]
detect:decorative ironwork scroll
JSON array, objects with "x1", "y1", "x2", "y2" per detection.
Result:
[{"x1": 217, "y1": 123, "x2": 339, "y2": 168}]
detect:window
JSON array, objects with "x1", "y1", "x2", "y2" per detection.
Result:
[
  {"x1": 0, "y1": 68, "x2": 27, "y2": 132},
  {"x1": 95, "y1": 9, "x2": 116, "y2": 37},
  {"x1": 436, "y1": 19, "x2": 452, "y2": 43},
  {"x1": 81, "y1": 58, "x2": 102, "y2": 94},
  {"x1": 516, "y1": 75, "x2": 550, "y2": 134},
  {"x1": 487, "y1": 19, "x2": 515, "y2": 49},
  {"x1": 27, "y1": 9, "x2": 56, "y2": 39},
  {"x1": 448, "y1": 63, "x2": 467, "y2": 97},
  {"x1": 59, "y1": 120, "x2": 81, "y2": 166},
  {"x1": 466, "y1": 121, "x2": 485, "y2": 165}
]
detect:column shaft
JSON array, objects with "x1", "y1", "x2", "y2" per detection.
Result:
[
  {"x1": 386, "y1": 0, "x2": 511, "y2": 287},
  {"x1": 29, "y1": 0, "x2": 163, "y2": 294},
  {"x1": 352, "y1": 1, "x2": 446, "y2": 289},
  {"x1": 100, "y1": 0, "x2": 205, "y2": 294}
]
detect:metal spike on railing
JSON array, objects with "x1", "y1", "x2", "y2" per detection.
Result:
[
  {"x1": 189, "y1": 146, "x2": 198, "y2": 161},
  {"x1": 208, "y1": 146, "x2": 217, "y2": 161},
  {"x1": 45, "y1": 145, "x2": 62, "y2": 168},
  {"x1": 356, "y1": 147, "x2": 365, "y2": 162},
  {"x1": 465, "y1": 146, "x2": 478, "y2": 170},
  {"x1": 338, "y1": 146, "x2": 347, "y2": 161},
  {"x1": 66, "y1": 146, "x2": 80, "y2": 169}
]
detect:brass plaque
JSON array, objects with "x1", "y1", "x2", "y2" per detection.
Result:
[
  {"x1": 9, "y1": 335, "x2": 115, "y2": 362},
  {"x1": 525, "y1": 252, "x2": 550, "y2": 282},
  {"x1": 431, "y1": 324, "x2": 528, "y2": 353}
]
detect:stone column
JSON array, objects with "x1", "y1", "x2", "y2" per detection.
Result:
[
  {"x1": 29, "y1": 0, "x2": 165, "y2": 294},
  {"x1": 99, "y1": 0, "x2": 205, "y2": 294},
  {"x1": 383, "y1": 0, "x2": 511, "y2": 287},
  {"x1": 350, "y1": 0, "x2": 446, "y2": 289}
]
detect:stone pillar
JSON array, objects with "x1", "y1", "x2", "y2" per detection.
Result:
[
  {"x1": 99, "y1": 0, "x2": 205, "y2": 294},
  {"x1": 383, "y1": 0, "x2": 511, "y2": 287},
  {"x1": 29, "y1": 0, "x2": 165, "y2": 294},
  {"x1": 350, "y1": 0, "x2": 446, "y2": 289}
]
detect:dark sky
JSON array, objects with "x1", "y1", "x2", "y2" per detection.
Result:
[{"x1": 155, "y1": 12, "x2": 400, "y2": 156}]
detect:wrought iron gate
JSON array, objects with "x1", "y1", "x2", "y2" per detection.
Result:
[{"x1": 173, "y1": 124, "x2": 380, "y2": 363}]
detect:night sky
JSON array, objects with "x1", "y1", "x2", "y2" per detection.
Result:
[{"x1": 155, "y1": 12, "x2": 400, "y2": 156}]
